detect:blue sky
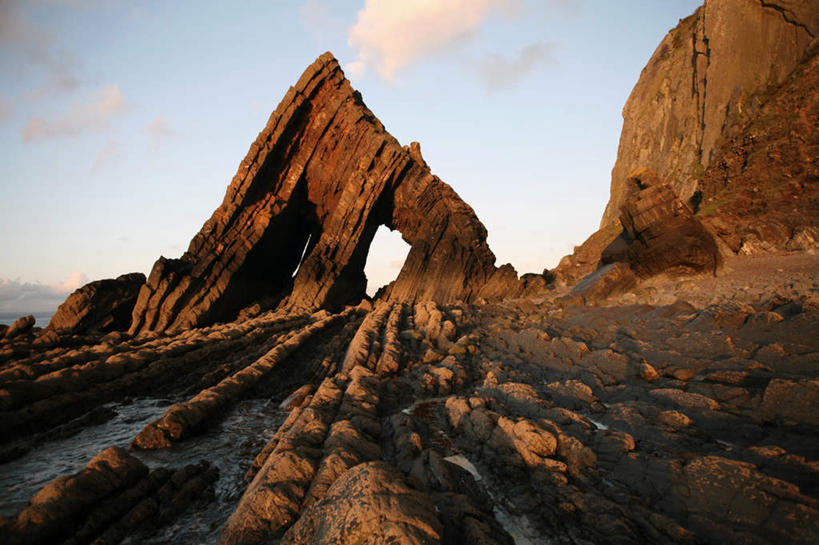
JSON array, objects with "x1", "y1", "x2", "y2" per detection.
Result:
[{"x1": 0, "y1": 0, "x2": 702, "y2": 314}]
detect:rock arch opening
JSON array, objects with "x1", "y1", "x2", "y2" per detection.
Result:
[{"x1": 364, "y1": 225, "x2": 411, "y2": 298}]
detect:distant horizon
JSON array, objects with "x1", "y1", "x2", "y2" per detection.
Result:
[{"x1": 0, "y1": 0, "x2": 703, "y2": 316}]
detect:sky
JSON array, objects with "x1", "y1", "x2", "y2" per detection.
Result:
[{"x1": 0, "y1": 0, "x2": 703, "y2": 316}]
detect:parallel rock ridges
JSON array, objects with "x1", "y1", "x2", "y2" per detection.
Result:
[
  {"x1": 129, "y1": 52, "x2": 501, "y2": 335},
  {"x1": 4, "y1": 266, "x2": 819, "y2": 543}
]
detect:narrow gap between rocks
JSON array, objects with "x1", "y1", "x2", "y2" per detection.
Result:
[{"x1": 291, "y1": 233, "x2": 313, "y2": 278}]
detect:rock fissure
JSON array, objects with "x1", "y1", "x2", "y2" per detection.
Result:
[{"x1": 759, "y1": 0, "x2": 816, "y2": 38}]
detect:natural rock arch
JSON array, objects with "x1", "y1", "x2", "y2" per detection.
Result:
[{"x1": 129, "y1": 53, "x2": 509, "y2": 335}]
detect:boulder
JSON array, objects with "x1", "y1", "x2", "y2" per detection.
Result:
[
  {"x1": 4, "y1": 315, "x2": 35, "y2": 338},
  {"x1": 602, "y1": 168, "x2": 721, "y2": 277},
  {"x1": 48, "y1": 273, "x2": 145, "y2": 334}
]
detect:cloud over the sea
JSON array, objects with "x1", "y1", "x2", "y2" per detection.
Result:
[
  {"x1": 0, "y1": 272, "x2": 88, "y2": 315},
  {"x1": 347, "y1": 0, "x2": 520, "y2": 81}
]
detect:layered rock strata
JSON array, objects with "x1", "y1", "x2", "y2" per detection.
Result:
[
  {"x1": 2, "y1": 254, "x2": 819, "y2": 543},
  {"x1": 0, "y1": 446, "x2": 217, "y2": 545},
  {"x1": 128, "y1": 52, "x2": 503, "y2": 335},
  {"x1": 602, "y1": 168, "x2": 721, "y2": 278}
]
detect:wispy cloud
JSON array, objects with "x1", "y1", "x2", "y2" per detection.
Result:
[
  {"x1": 0, "y1": 1, "x2": 80, "y2": 105},
  {"x1": 0, "y1": 272, "x2": 88, "y2": 315},
  {"x1": 477, "y1": 41, "x2": 556, "y2": 92},
  {"x1": 347, "y1": 0, "x2": 518, "y2": 82},
  {"x1": 21, "y1": 84, "x2": 127, "y2": 141},
  {"x1": 145, "y1": 115, "x2": 174, "y2": 137},
  {"x1": 94, "y1": 137, "x2": 119, "y2": 170}
]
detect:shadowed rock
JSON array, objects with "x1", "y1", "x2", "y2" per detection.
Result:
[
  {"x1": 602, "y1": 168, "x2": 722, "y2": 278},
  {"x1": 48, "y1": 273, "x2": 145, "y2": 334},
  {"x1": 128, "y1": 52, "x2": 503, "y2": 335},
  {"x1": 3, "y1": 315, "x2": 35, "y2": 339}
]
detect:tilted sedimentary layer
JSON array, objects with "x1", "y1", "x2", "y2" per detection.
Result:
[
  {"x1": 128, "y1": 52, "x2": 507, "y2": 335},
  {"x1": 2, "y1": 256, "x2": 819, "y2": 544}
]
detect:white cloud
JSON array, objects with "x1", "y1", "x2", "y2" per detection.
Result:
[
  {"x1": 477, "y1": 41, "x2": 556, "y2": 92},
  {"x1": 51, "y1": 271, "x2": 89, "y2": 292},
  {"x1": 21, "y1": 84, "x2": 126, "y2": 141},
  {"x1": 347, "y1": 0, "x2": 516, "y2": 82},
  {"x1": 0, "y1": 272, "x2": 88, "y2": 316}
]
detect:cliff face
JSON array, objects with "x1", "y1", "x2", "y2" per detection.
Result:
[
  {"x1": 129, "y1": 53, "x2": 502, "y2": 335},
  {"x1": 601, "y1": 0, "x2": 818, "y2": 227},
  {"x1": 698, "y1": 42, "x2": 819, "y2": 253}
]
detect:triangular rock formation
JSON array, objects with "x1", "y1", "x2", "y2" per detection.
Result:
[{"x1": 129, "y1": 53, "x2": 504, "y2": 334}]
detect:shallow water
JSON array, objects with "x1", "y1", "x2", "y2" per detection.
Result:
[
  {"x1": 0, "y1": 396, "x2": 174, "y2": 516},
  {"x1": 130, "y1": 397, "x2": 286, "y2": 544},
  {"x1": 0, "y1": 395, "x2": 287, "y2": 545}
]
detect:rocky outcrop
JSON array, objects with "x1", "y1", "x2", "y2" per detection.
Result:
[
  {"x1": 602, "y1": 168, "x2": 722, "y2": 277},
  {"x1": 2, "y1": 315, "x2": 35, "y2": 339},
  {"x1": 697, "y1": 42, "x2": 819, "y2": 253},
  {"x1": 128, "y1": 52, "x2": 504, "y2": 335},
  {"x1": 47, "y1": 273, "x2": 145, "y2": 334},
  {"x1": 0, "y1": 446, "x2": 217, "y2": 545},
  {"x1": 280, "y1": 462, "x2": 443, "y2": 545},
  {"x1": 601, "y1": 0, "x2": 819, "y2": 226}
]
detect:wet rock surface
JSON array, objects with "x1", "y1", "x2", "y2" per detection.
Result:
[{"x1": 0, "y1": 253, "x2": 816, "y2": 544}]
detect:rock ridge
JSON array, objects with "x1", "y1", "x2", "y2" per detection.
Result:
[{"x1": 128, "y1": 52, "x2": 505, "y2": 334}]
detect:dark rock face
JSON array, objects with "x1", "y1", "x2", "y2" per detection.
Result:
[
  {"x1": 601, "y1": 0, "x2": 819, "y2": 226},
  {"x1": 128, "y1": 53, "x2": 502, "y2": 335},
  {"x1": 47, "y1": 273, "x2": 145, "y2": 334},
  {"x1": 3, "y1": 316, "x2": 35, "y2": 339},
  {"x1": 602, "y1": 168, "x2": 722, "y2": 278},
  {"x1": 698, "y1": 43, "x2": 819, "y2": 254}
]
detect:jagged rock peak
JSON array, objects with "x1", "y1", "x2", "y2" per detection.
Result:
[
  {"x1": 129, "y1": 52, "x2": 503, "y2": 334},
  {"x1": 600, "y1": 0, "x2": 819, "y2": 227}
]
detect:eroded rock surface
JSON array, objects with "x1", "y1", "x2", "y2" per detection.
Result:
[
  {"x1": 1, "y1": 254, "x2": 818, "y2": 544},
  {"x1": 603, "y1": 168, "x2": 722, "y2": 278},
  {"x1": 128, "y1": 53, "x2": 505, "y2": 335}
]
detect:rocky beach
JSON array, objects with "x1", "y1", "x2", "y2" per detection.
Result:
[{"x1": 1, "y1": 1, "x2": 818, "y2": 543}]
